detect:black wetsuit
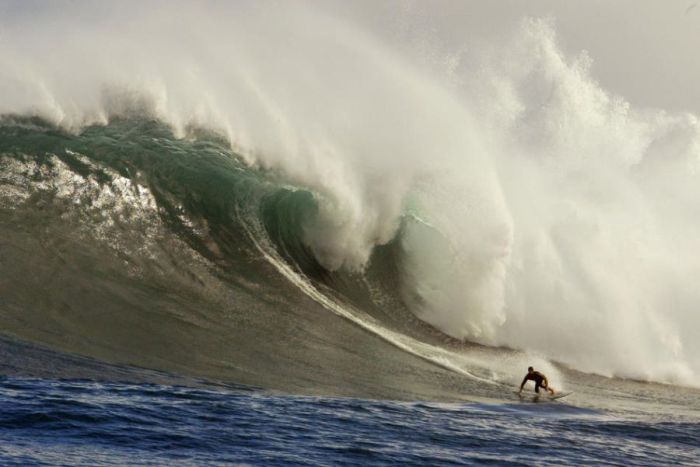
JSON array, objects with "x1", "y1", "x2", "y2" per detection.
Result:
[{"x1": 521, "y1": 371, "x2": 548, "y2": 393}]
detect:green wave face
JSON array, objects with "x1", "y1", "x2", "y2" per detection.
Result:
[{"x1": 0, "y1": 117, "x2": 478, "y2": 400}]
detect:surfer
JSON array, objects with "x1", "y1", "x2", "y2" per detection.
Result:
[{"x1": 518, "y1": 366, "x2": 555, "y2": 395}]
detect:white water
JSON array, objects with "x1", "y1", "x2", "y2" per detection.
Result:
[{"x1": 1, "y1": 1, "x2": 699, "y2": 386}]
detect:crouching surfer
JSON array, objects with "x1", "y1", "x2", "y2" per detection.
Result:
[{"x1": 518, "y1": 366, "x2": 555, "y2": 395}]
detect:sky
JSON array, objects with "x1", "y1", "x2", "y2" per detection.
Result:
[
  {"x1": 332, "y1": 0, "x2": 700, "y2": 114},
  {"x1": 1, "y1": 0, "x2": 698, "y2": 113}
]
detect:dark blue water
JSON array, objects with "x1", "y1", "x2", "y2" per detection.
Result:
[{"x1": 1, "y1": 375, "x2": 698, "y2": 466}]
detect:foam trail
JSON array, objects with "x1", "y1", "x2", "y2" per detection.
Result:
[
  {"x1": 248, "y1": 200, "x2": 555, "y2": 390},
  {"x1": 239, "y1": 208, "x2": 497, "y2": 385}
]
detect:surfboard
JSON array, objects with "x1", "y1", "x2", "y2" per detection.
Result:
[{"x1": 514, "y1": 391, "x2": 573, "y2": 401}]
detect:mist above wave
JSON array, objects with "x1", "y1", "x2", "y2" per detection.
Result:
[{"x1": 0, "y1": 0, "x2": 492, "y2": 273}]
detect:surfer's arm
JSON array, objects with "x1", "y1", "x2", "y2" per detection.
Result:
[{"x1": 519, "y1": 376, "x2": 528, "y2": 392}]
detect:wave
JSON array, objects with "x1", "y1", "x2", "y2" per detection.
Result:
[
  {"x1": 0, "y1": 117, "x2": 514, "y2": 400},
  {"x1": 0, "y1": 1, "x2": 699, "y2": 390}
]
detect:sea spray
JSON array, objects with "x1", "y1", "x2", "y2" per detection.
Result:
[{"x1": 428, "y1": 18, "x2": 700, "y2": 384}]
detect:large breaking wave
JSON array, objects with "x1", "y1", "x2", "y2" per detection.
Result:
[{"x1": 1, "y1": 1, "x2": 699, "y2": 390}]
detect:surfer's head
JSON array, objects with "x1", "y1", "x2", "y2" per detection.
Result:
[{"x1": 528, "y1": 366, "x2": 534, "y2": 373}]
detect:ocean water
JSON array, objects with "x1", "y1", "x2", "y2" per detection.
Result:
[
  {"x1": 1, "y1": 1, "x2": 700, "y2": 465},
  {"x1": 1, "y1": 349, "x2": 699, "y2": 467},
  {"x1": 1, "y1": 369, "x2": 698, "y2": 465}
]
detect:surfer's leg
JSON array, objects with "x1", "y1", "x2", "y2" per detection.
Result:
[
  {"x1": 534, "y1": 382, "x2": 541, "y2": 393},
  {"x1": 543, "y1": 379, "x2": 555, "y2": 394}
]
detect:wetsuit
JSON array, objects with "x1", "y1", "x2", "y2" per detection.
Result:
[{"x1": 521, "y1": 371, "x2": 548, "y2": 393}]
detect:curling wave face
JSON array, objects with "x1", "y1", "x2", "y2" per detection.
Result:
[
  {"x1": 1, "y1": 118, "x2": 523, "y2": 400},
  {"x1": 0, "y1": 1, "x2": 699, "y2": 390}
]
